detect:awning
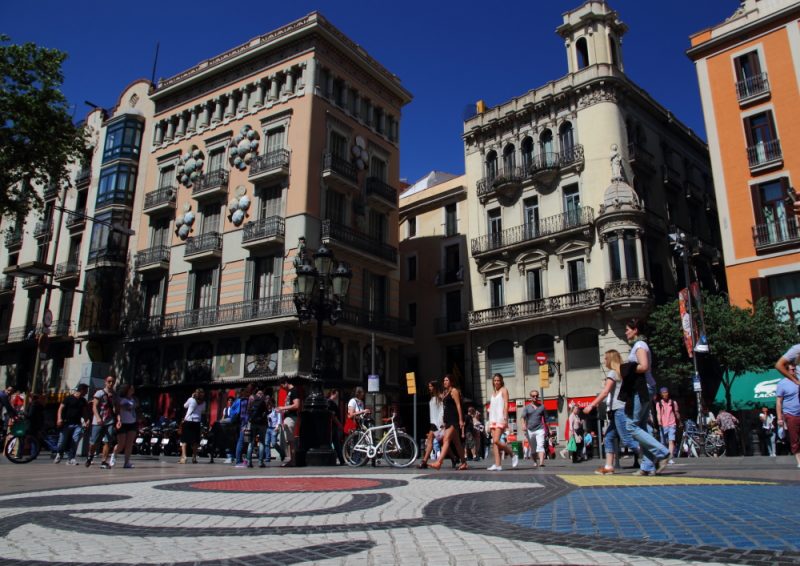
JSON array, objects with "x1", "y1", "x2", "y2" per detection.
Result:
[{"x1": 713, "y1": 369, "x2": 782, "y2": 410}]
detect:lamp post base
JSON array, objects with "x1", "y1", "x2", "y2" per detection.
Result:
[{"x1": 297, "y1": 391, "x2": 336, "y2": 467}]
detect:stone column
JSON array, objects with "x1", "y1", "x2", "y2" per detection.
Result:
[
  {"x1": 634, "y1": 231, "x2": 644, "y2": 280},
  {"x1": 305, "y1": 58, "x2": 317, "y2": 94},
  {"x1": 212, "y1": 97, "x2": 223, "y2": 124},
  {"x1": 187, "y1": 107, "x2": 197, "y2": 135},
  {"x1": 199, "y1": 102, "x2": 210, "y2": 128},
  {"x1": 176, "y1": 112, "x2": 187, "y2": 137},
  {"x1": 269, "y1": 75, "x2": 279, "y2": 101},
  {"x1": 254, "y1": 80, "x2": 265, "y2": 108},
  {"x1": 285, "y1": 69, "x2": 295, "y2": 94},
  {"x1": 297, "y1": 61, "x2": 307, "y2": 90},
  {"x1": 342, "y1": 81, "x2": 350, "y2": 110},
  {"x1": 154, "y1": 121, "x2": 164, "y2": 145},
  {"x1": 238, "y1": 86, "x2": 249, "y2": 113},
  {"x1": 164, "y1": 117, "x2": 175, "y2": 142},
  {"x1": 224, "y1": 93, "x2": 236, "y2": 119},
  {"x1": 616, "y1": 230, "x2": 627, "y2": 280}
]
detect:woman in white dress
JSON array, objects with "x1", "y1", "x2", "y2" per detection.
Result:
[{"x1": 487, "y1": 373, "x2": 518, "y2": 471}]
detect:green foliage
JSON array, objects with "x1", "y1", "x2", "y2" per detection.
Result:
[
  {"x1": 649, "y1": 294, "x2": 800, "y2": 410},
  {"x1": 0, "y1": 34, "x2": 87, "y2": 219}
]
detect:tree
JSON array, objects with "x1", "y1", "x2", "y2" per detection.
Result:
[
  {"x1": 0, "y1": 35, "x2": 87, "y2": 219},
  {"x1": 649, "y1": 295, "x2": 799, "y2": 411}
]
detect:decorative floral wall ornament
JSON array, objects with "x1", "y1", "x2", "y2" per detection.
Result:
[
  {"x1": 351, "y1": 135, "x2": 369, "y2": 170},
  {"x1": 175, "y1": 203, "x2": 196, "y2": 240},
  {"x1": 227, "y1": 185, "x2": 250, "y2": 226},
  {"x1": 177, "y1": 146, "x2": 205, "y2": 188},
  {"x1": 228, "y1": 125, "x2": 260, "y2": 171}
]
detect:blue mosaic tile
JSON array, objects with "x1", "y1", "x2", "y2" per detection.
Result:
[{"x1": 501, "y1": 485, "x2": 800, "y2": 552}]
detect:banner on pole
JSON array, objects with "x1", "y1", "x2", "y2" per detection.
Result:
[
  {"x1": 678, "y1": 288, "x2": 695, "y2": 358},
  {"x1": 689, "y1": 282, "x2": 709, "y2": 353},
  {"x1": 405, "y1": 372, "x2": 417, "y2": 395}
]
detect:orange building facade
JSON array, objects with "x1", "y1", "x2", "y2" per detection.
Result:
[{"x1": 689, "y1": 0, "x2": 800, "y2": 322}]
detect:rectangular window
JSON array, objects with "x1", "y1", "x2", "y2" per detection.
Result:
[
  {"x1": 446, "y1": 290, "x2": 461, "y2": 322},
  {"x1": 207, "y1": 148, "x2": 225, "y2": 173},
  {"x1": 259, "y1": 186, "x2": 281, "y2": 219},
  {"x1": 368, "y1": 210, "x2": 387, "y2": 243},
  {"x1": 102, "y1": 118, "x2": 143, "y2": 162},
  {"x1": 568, "y1": 258, "x2": 586, "y2": 292},
  {"x1": 408, "y1": 303, "x2": 417, "y2": 326},
  {"x1": 253, "y1": 256, "x2": 281, "y2": 299},
  {"x1": 193, "y1": 269, "x2": 215, "y2": 310},
  {"x1": 363, "y1": 270, "x2": 388, "y2": 317},
  {"x1": 744, "y1": 111, "x2": 780, "y2": 167},
  {"x1": 326, "y1": 190, "x2": 345, "y2": 224},
  {"x1": 563, "y1": 184, "x2": 581, "y2": 227},
  {"x1": 526, "y1": 269, "x2": 543, "y2": 300},
  {"x1": 144, "y1": 279, "x2": 163, "y2": 318},
  {"x1": 752, "y1": 178, "x2": 795, "y2": 245},
  {"x1": 158, "y1": 165, "x2": 175, "y2": 189},
  {"x1": 624, "y1": 233, "x2": 639, "y2": 279},
  {"x1": 88, "y1": 209, "x2": 130, "y2": 262},
  {"x1": 370, "y1": 157, "x2": 387, "y2": 181},
  {"x1": 407, "y1": 256, "x2": 417, "y2": 281},
  {"x1": 444, "y1": 244, "x2": 460, "y2": 280},
  {"x1": 488, "y1": 208, "x2": 502, "y2": 248},
  {"x1": 96, "y1": 164, "x2": 137, "y2": 208},
  {"x1": 329, "y1": 131, "x2": 347, "y2": 159},
  {"x1": 769, "y1": 272, "x2": 800, "y2": 323},
  {"x1": 734, "y1": 51, "x2": 767, "y2": 99},
  {"x1": 445, "y1": 203, "x2": 457, "y2": 236},
  {"x1": 524, "y1": 197, "x2": 539, "y2": 238},
  {"x1": 150, "y1": 217, "x2": 170, "y2": 248},
  {"x1": 609, "y1": 235, "x2": 622, "y2": 281},
  {"x1": 407, "y1": 216, "x2": 416, "y2": 238},
  {"x1": 201, "y1": 204, "x2": 220, "y2": 234},
  {"x1": 490, "y1": 277, "x2": 504, "y2": 308},
  {"x1": 265, "y1": 126, "x2": 286, "y2": 154}
]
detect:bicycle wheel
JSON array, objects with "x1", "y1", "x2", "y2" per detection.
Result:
[
  {"x1": 383, "y1": 432, "x2": 418, "y2": 468},
  {"x1": 704, "y1": 434, "x2": 726, "y2": 458},
  {"x1": 5, "y1": 435, "x2": 40, "y2": 464},
  {"x1": 343, "y1": 432, "x2": 368, "y2": 467}
]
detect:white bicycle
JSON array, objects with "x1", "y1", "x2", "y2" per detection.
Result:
[{"x1": 343, "y1": 415, "x2": 418, "y2": 468}]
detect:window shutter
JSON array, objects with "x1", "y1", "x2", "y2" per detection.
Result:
[
  {"x1": 244, "y1": 258, "x2": 254, "y2": 301},
  {"x1": 156, "y1": 277, "x2": 166, "y2": 316},
  {"x1": 186, "y1": 271, "x2": 196, "y2": 310},
  {"x1": 272, "y1": 255, "x2": 282, "y2": 296},
  {"x1": 211, "y1": 266, "x2": 220, "y2": 306},
  {"x1": 743, "y1": 115, "x2": 755, "y2": 147},
  {"x1": 751, "y1": 183, "x2": 765, "y2": 225},
  {"x1": 750, "y1": 277, "x2": 770, "y2": 307}
]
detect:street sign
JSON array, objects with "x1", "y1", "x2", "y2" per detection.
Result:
[
  {"x1": 534, "y1": 352, "x2": 548, "y2": 366},
  {"x1": 43, "y1": 309, "x2": 53, "y2": 328},
  {"x1": 692, "y1": 373, "x2": 702, "y2": 393},
  {"x1": 367, "y1": 374, "x2": 380, "y2": 393},
  {"x1": 405, "y1": 372, "x2": 417, "y2": 395},
  {"x1": 538, "y1": 364, "x2": 549, "y2": 388}
]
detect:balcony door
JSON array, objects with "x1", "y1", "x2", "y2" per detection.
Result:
[
  {"x1": 265, "y1": 126, "x2": 286, "y2": 154},
  {"x1": 744, "y1": 111, "x2": 778, "y2": 164},
  {"x1": 753, "y1": 178, "x2": 792, "y2": 244},
  {"x1": 446, "y1": 290, "x2": 462, "y2": 331},
  {"x1": 489, "y1": 277, "x2": 504, "y2": 308},
  {"x1": 207, "y1": 148, "x2": 225, "y2": 174},
  {"x1": 258, "y1": 186, "x2": 281, "y2": 220},
  {"x1": 150, "y1": 217, "x2": 170, "y2": 248},
  {"x1": 444, "y1": 244, "x2": 460, "y2": 281},
  {"x1": 326, "y1": 189, "x2": 345, "y2": 224},
  {"x1": 563, "y1": 185, "x2": 581, "y2": 227},
  {"x1": 488, "y1": 209, "x2": 502, "y2": 248},
  {"x1": 363, "y1": 270, "x2": 387, "y2": 319},
  {"x1": 200, "y1": 204, "x2": 220, "y2": 235},
  {"x1": 524, "y1": 197, "x2": 539, "y2": 238},
  {"x1": 368, "y1": 210, "x2": 387, "y2": 243}
]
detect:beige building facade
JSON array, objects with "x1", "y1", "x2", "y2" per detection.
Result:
[{"x1": 463, "y1": 1, "x2": 724, "y2": 437}]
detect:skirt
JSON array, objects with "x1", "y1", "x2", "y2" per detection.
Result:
[{"x1": 181, "y1": 421, "x2": 201, "y2": 445}]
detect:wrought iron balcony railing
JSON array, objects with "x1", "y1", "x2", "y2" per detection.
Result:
[
  {"x1": 43, "y1": 185, "x2": 59, "y2": 201},
  {"x1": 322, "y1": 153, "x2": 357, "y2": 183},
  {"x1": 736, "y1": 72, "x2": 770, "y2": 101},
  {"x1": 365, "y1": 177, "x2": 398, "y2": 206},
  {"x1": 471, "y1": 206, "x2": 594, "y2": 255},
  {"x1": 5, "y1": 229, "x2": 22, "y2": 248},
  {"x1": 144, "y1": 186, "x2": 177, "y2": 209},
  {"x1": 0, "y1": 276, "x2": 15, "y2": 293},
  {"x1": 34, "y1": 219, "x2": 53, "y2": 238},
  {"x1": 7, "y1": 324, "x2": 36, "y2": 342},
  {"x1": 435, "y1": 267, "x2": 463, "y2": 286},
  {"x1": 192, "y1": 169, "x2": 229, "y2": 195},
  {"x1": 249, "y1": 149, "x2": 290, "y2": 178},
  {"x1": 338, "y1": 306, "x2": 412, "y2": 337},
  {"x1": 22, "y1": 275, "x2": 46, "y2": 289},
  {"x1": 66, "y1": 209, "x2": 86, "y2": 229},
  {"x1": 560, "y1": 144, "x2": 585, "y2": 167},
  {"x1": 75, "y1": 167, "x2": 91, "y2": 186},
  {"x1": 477, "y1": 166, "x2": 526, "y2": 199},
  {"x1": 753, "y1": 217, "x2": 800, "y2": 250},
  {"x1": 87, "y1": 248, "x2": 127, "y2": 265},
  {"x1": 435, "y1": 316, "x2": 467, "y2": 334},
  {"x1": 185, "y1": 232, "x2": 222, "y2": 257},
  {"x1": 747, "y1": 139, "x2": 782, "y2": 169},
  {"x1": 604, "y1": 279, "x2": 653, "y2": 301},
  {"x1": 54, "y1": 261, "x2": 81, "y2": 279},
  {"x1": 322, "y1": 220, "x2": 397, "y2": 264},
  {"x1": 135, "y1": 245, "x2": 171, "y2": 268},
  {"x1": 468, "y1": 288, "x2": 603, "y2": 329},
  {"x1": 529, "y1": 151, "x2": 561, "y2": 175},
  {"x1": 242, "y1": 216, "x2": 285, "y2": 244},
  {"x1": 131, "y1": 295, "x2": 296, "y2": 336}
]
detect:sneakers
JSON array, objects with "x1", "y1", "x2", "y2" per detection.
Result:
[
  {"x1": 655, "y1": 459, "x2": 670, "y2": 475},
  {"x1": 53, "y1": 453, "x2": 62, "y2": 464},
  {"x1": 100, "y1": 462, "x2": 110, "y2": 470},
  {"x1": 85, "y1": 456, "x2": 93, "y2": 468},
  {"x1": 234, "y1": 462, "x2": 248, "y2": 468},
  {"x1": 594, "y1": 466, "x2": 614, "y2": 475},
  {"x1": 632, "y1": 469, "x2": 652, "y2": 476},
  {"x1": 224, "y1": 457, "x2": 233, "y2": 464},
  {"x1": 259, "y1": 462, "x2": 266, "y2": 468},
  {"x1": 123, "y1": 462, "x2": 134, "y2": 469},
  {"x1": 109, "y1": 456, "x2": 116, "y2": 468},
  {"x1": 511, "y1": 454, "x2": 520, "y2": 469},
  {"x1": 487, "y1": 464, "x2": 502, "y2": 471},
  {"x1": 668, "y1": 459, "x2": 675, "y2": 465},
  {"x1": 67, "y1": 458, "x2": 78, "y2": 466}
]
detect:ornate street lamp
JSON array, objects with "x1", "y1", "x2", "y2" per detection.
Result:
[{"x1": 292, "y1": 237, "x2": 352, "y2": 465}]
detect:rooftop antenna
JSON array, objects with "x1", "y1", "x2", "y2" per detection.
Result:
[{"x1": 150, "y1": 42, "x2": 160, "y2": 86}]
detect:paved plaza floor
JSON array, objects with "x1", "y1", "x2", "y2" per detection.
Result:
[{"x1": 0, "y1": 455, "x2": 798, "y2": 565}]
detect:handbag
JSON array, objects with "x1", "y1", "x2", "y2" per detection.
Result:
[{"x1": 566, "y1": 436, "x2": 577, "y2": 452}]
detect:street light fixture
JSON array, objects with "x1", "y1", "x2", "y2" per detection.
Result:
[{"x1": 292, "y1": 237, "x2": 352, "y2": 465}]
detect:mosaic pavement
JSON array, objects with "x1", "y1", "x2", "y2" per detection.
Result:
[{"x1": 0, "y1": 471, "x2": 796, "y2": 565}]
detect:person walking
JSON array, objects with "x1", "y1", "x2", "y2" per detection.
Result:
[
  {"x1": 418, "y1": 380, "x2": 443, "y2": 469},
  {"x1": 623, "y1": 318, "x2": 670, "y2": 476},
  {"x1": 430, "y1": 374, "x2": 468, "y2": 471},
  {"x1": 265, "y1": 398, "x2": 285, "y2": 463},
  {"x1": 111, "y1": 384, "x2": 138, "y2": 469},
  {"x1": 231, "y1": 385, "x2": 253, "y2": 467},
  {"x1": 760, "y1": 406, "x2": 776, "y2": 457},
  {"x1": 327, "y1": 389, "x2": 345, "y2": 465},
  {"x1": 566, "y1": 404, "x2": 584, "y2": 463},
  {"x1": 54, "y1": 384, "x2": 89, "y2": 465},
  {"x1": 655, "y1": 387, "x2": 680, "y2": 464},
  {"x1": 276, "y1": 377, "x2": 300, "y2": 467},
  {"x1": 86, "y1": 374, "x2": 117, "y2": 469},
  {"x1": 346, "y1": 386, "x2": 371, "y2": 427},
  {"x1": 219, "y1": 396, "x2": 236, "y2": 463},
  {"x1": 716, "y1": 409, "x2": 740, "y2": 457},
  {"x1": 520, "y1": 390, "x2": 548, "y2": 468},
  {"x1": 246, "y1": 387, "x2": 269, "y2": 467},
  {"x1": 179, "y1": 388, "x2": 205, "y2": 464},
  {"x1": 485, "y1": 373, "x2": 517, "y2": 471}
]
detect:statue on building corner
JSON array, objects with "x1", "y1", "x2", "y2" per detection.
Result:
[{"x1": 610, "y1": 143, "x2": 625, "y2": 182}]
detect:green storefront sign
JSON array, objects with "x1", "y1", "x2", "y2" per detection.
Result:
[{"x1": 713, "y1": 369, "x2": 782, "y2": 410}]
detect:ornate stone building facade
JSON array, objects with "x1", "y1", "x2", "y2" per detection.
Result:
[{"x1": 464, "y1": 1, "x2": 724, "y2": 436}]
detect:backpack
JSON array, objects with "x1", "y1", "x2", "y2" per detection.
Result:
[{"x1": 248, "y1": 395, "x2": 268, "y2": 425}]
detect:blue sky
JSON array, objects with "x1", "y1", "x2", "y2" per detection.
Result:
[{"x1": 2, "y1": 1, "x2": 736, "y2": 184}]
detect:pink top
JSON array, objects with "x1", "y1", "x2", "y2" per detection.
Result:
[{"x1": 656, "y1": 399, "x2": 677, "y2": 428}]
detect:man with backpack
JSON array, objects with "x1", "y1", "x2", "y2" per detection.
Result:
[
  {"x1": 86, "y1": 374, "x2": 116, "y2": 469},
  {"x1": 246, "y1": 386, "x2": 269, "y2": 468},
  {"x1": 655, "y1": 387, "x2": 680, "y2": 465},
  {"x1": 231, "y1": 383, "x2": 254, "y2": 468}
]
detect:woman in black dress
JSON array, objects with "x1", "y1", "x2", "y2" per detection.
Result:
[{"x1": 430, "y1": 374, "x2": 468, "y2": 470}]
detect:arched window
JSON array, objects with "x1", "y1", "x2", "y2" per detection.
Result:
[
  {"x1": 539, "y1": 130, "x2": 554, "y2": 166},
  {"x1": 502, "y1": 144, "x2": 515, "y2": 171},
  {"x1": 576, "y1": 37, "x2": 590, "y2": 69},
  {"x1": 521, "y1": 137, "x2": 534, "y2": 171},
  {"x1": 488, "y1": 340, "x2": 515, "y2": 377},
  {"x1": 566, "y1": 328, "x2": 599, "y2": 370},
  {"x1": 524, "y1": 334, "x2": 555, "y2": 374},
  {"x1": 485, "y1": 150, "x2": 498, "y2": 180},
  {"x1": 559, "y1": 122, "x2": 574, "y2": 160}
]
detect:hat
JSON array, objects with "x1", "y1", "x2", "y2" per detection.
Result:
[{"x1": 659, "y1": 387, "x2": 669, "y2": 393}]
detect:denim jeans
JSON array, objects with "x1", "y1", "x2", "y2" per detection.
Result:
[
  {"x1": 765, "y1": 430, "x2": 776, "y2": 456},
  {"x1": 604, "y1": 409, "x2": 640, "y2": 454},
  {"x1": 247, "y1": 424, "x2": 267, "y2": 464},
  {"x1": 264, "y1": 427, "x2": 285, "y2": 462},
  {"x1": 57, "y1": 424, "x2": 83, "y2": 460},
  {"x1": 235, "y1": 426, "x2": 247, "y2": 464},
  {"x1": 625, "y1": 390, "x2": 669, "y2": 472}
]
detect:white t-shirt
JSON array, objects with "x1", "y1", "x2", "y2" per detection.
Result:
[
  {"x1": 183, "y1": 397, "x2": 205, "y2": 422},
  {"x1": 628, "y1": 340, "x2": 656, "y2": 389},
  {"x1": 605, "y1": 370, "x2": 625, "y2": 411},
  {"x1": 429, "y1": 397, "x2": 443, "y2": 428},
  {"x1": 347, "y1": 397, "x2": 364, "y2": 416}
]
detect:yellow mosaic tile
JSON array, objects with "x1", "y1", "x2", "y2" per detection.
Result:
[{"x1": 558, "y1": 474, "x2": 773, "y2": 487}]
